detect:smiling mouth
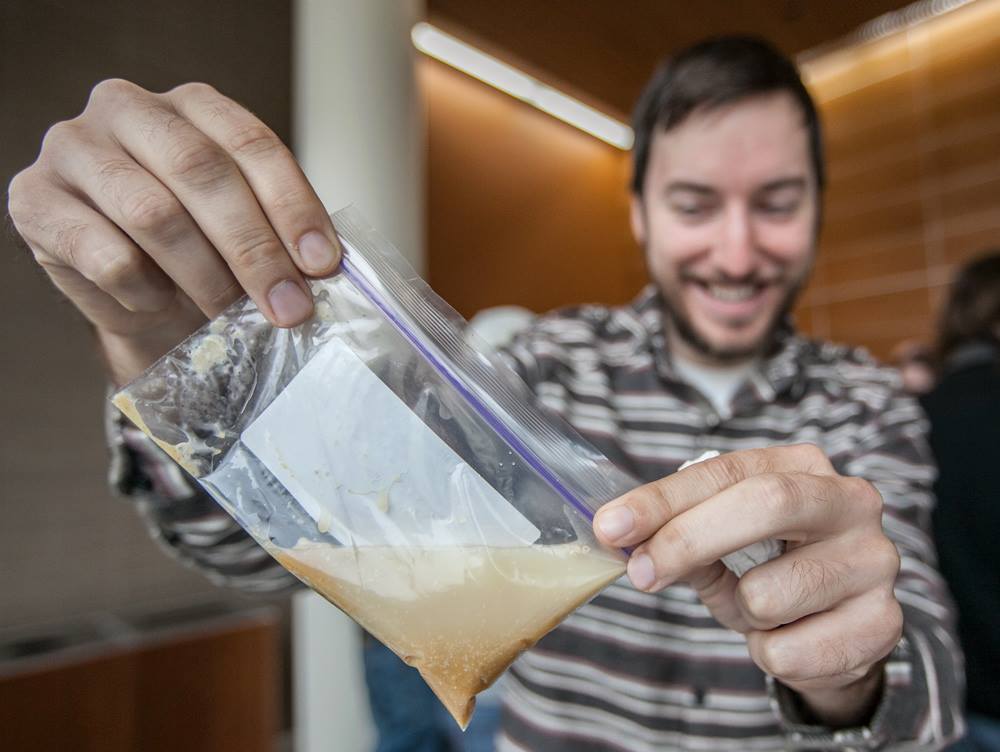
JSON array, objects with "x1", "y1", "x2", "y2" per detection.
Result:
[
  {"x1": 703, "y1": 283, "x2": 759, "y2": 302},
  {"x1": 687, "y1": 279, "x2": 776, "y2": 303}
]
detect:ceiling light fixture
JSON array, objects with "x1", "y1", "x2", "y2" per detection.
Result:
[{"x1": 412, "y1": 22, "x2": 634, "y2": 150}]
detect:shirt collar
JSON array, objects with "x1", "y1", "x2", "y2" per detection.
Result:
[{"x1": 628, "y1": 284, "x2": 809, "y2": 402}]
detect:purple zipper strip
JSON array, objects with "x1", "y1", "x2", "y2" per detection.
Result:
[{"x1": 340, "y1": 256, "x2": 597, "y2": 524}]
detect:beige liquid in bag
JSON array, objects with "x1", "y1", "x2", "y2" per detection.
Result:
[{"x1": 271, "y1": 541, "x2": 625, "y2": 727}]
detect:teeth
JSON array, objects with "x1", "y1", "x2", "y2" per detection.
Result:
[{"x1": 707, "y1": 284, "x2": 756, "y2": 302}]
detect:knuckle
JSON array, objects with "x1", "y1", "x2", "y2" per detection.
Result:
[
  {"x1": 793, "y1": 442, "x2": 832, "y2": 471},
  {"x1": 736, "y1": 571, "x2": 779, "y2": 625},
  {"x1": 270, "y1": 185, "x2": 321, "y2": 220},
  {"x1": 171, "y1": 81, "x2": 218, "y2": 99},
  {"x1": 167, "y1": 139, "x2": 232, "y2": 190},
  {"x1": 743, "y1": 448, "x2": 776, "y2": 477},
  {"x1": 203, "y1": 278, "x2": 245, "y2": 313},
  {"x1": 93, "y1": 250, "x2": 142, "y2": 291},
  {"x1": 88, "y1": 78, "x2": 140, "y2": 107},
  {"x1": 872, "y1": 538, "x2": 901, "y2": 581},
  {"x1": 7, "y1": 168, "x2": 39, "y2": 227},
  {"x1": 120, "y1": 188, "x2": 185, "y2": 236},
  {"x1": 657, "y1": 519, "x2": 698, "y2": 564},
  {"x1": 699, "y1": 454, "x2": 745, "y2": 490},
  {"x1": 884, "y1": 598, "x2": 904, "y2": 644},
  {"x1": 757, "y1": 633, "x2": 798, "y2": 679},
  {"x1": 754, "y1": 473, "x2": 801, "y2": 517},
  {"x1": 40, "y1": 119, "x2": 83, "y2": 153},
  {"x1": 225, "y1": 122, "x2": 283, "y2": 159},
  {"x1": 226, "y1": 226, "x2": 283, "y2": 271},
  {"x1": 850, "y1": 477, "x2": 884, "y2": 519},
  {"x1": 632, "y1": 480, "x2": 674, "y2": 528}
]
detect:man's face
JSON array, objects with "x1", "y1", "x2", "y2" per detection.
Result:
[{"x1": 630, "y1": 92, "x2": 819, "y2": 364}]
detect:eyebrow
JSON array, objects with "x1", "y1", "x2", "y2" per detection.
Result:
[
  {"x1": 757, "y1": 177, "x2": 807, "y2": 193},
  {"x1": 664, "y1": 181, "x2": 716, "y2": 197},
  {"x1": 664, "y1": 177, "x2": 808, "y2": 198}
]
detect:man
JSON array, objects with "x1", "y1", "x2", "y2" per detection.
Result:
[{"x1": 7, "y1": 36, "x2": 961, "y2": 750}]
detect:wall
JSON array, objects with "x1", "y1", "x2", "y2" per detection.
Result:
[
  {"x1": 423, "y1": 58, "x2": 644, "y2": 318},
  {"x1": 0, "y1": 0, "x2": 292, "y2": 628},
  {"x1": 797, "y1": 0, "x2": 1000, "y2": 358}
]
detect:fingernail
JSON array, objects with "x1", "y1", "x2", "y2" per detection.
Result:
[
  {"x1": 297, "y1": 230, "x2": 338, "y2": 273},
  {"x1": 268, "y1": 280, "x2": 312, "y2": 326},
  {"x1": 596, "y1": 506, "x2": 634, "y2": 541},
  {"x1": 627, "y1": 553, "x2": 656, "y2": 590}
]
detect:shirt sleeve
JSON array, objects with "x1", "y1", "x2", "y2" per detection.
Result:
[
  {"x1": 769, "y1": 389, "x2": 965, "y2": 750},
  {"x1": 106, "y1": 393, "x2": 300, "y2": 594}
]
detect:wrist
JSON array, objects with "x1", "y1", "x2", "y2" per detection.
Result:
[
  {"x1": 97, "y1": 316, "x2": 204, "y2": 386},
  {"x1": 791, "y1": 661, "x2": 886, "y2": 729}
]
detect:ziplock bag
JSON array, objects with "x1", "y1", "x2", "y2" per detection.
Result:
[{"x1": 112, "y1": 206, "x2": 634, "y2": 727}]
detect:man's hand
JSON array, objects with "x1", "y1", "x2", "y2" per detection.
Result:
[
  {"x1": 593, "y1": 443, "x2": 903, "y2": 728},
  {"x1": 7, "y1": 79, "x2": 341, "y2": 385}
]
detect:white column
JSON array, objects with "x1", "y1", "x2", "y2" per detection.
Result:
[{"x1": 291, "y1": 2, "x2": 424, "y2": 751}]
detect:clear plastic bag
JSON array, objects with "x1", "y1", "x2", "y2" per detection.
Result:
[{"x1": 112, "y1": 206, "x2": 632, "y2": 727}]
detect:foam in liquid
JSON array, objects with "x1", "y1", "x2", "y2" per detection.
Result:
[{"x1": 271, "y1": 541, "x2": 626, "y2": 728}]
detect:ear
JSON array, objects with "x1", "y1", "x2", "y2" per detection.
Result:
[{"x1": 629, "y1": 193, "x2": 647, "y2": 246}]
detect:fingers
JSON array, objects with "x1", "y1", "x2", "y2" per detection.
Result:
[
  {"x1": 167, "y1": 83, "x2": 341, "y2": 276},
  {"x1": 621, "y1": 472, "x2": 882, "y2": 591},
  {"x1": 91, "y1": 79, "x2": 315, "y2": 326},
  {"x1": 8, "y1": 174, "x2": 177, "y2": 321},
  {"x1": 745, "y1": 587, "x2": 903, "y2": 692},
  {"x1": 595, "y1": 444, "x2": 836, "y2": 547},
  {"x1": 48, "y1": 133, "x2": 245, "y2": 320},
  {"x1": 733, "y1": 535, "x2": 900, "y2": 631}
]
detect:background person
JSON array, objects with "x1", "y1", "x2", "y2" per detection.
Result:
[{"x1": 921, "y1": 252, "x2": 1000, "y2": 752}]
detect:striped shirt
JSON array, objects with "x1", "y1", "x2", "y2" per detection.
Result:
[{"x1": 110, "y1": 285, "x2": 963, "y2": 751}]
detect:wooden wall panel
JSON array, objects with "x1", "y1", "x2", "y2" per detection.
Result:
[
  {"x1": 0, "y1": 612, "x2": 279, "y2": 752},
  {"x1": 797, "y1": 0, "x2": 1000, "y2": 359},
  {"x1": 423, "y1": 58, "x2": 643, "y2": 318}
]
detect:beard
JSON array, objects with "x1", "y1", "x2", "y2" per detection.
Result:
[{"x1": 658, "y1": 275, "x2": 806, "y2": 364}]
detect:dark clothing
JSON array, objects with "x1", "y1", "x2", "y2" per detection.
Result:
[{"x1": 922, "y1": 344, "x2": 1000, "y2": 721}]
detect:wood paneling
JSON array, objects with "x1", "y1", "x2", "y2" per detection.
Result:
[
  {"x1": 0, "y1": 612, "x2": 279, "y2": 752},
  {"x1": 424, "y1": 59, "x2": 643, "y2": 317},
  {"x1": 427, "y1": 0, "x2": 914, "y2": 117},
  {"x1": 796, "y1": 0, "x2": 1000, "y2": 359}
]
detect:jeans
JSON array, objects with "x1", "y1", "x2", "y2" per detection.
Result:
[
  {"x1": 363, "y1": 637, "x2": 500, "y2": 752},
  {"x1": 948, "y1": 712, "x2": 1000, "y2": 752}
]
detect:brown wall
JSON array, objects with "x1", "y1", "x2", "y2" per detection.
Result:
[
  {"x1": 423, "y1": 58, "x2": 645, "y2": 318},
  {"x1": 796, "y1": 0, "x2": 1000, "y2": 359}
]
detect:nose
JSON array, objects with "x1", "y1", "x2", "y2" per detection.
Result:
[{"x1": 714, "y1": 204, "x2": 757, "y2": 278}]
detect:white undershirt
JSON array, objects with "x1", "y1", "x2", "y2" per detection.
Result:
[{"x1": 672, "y1": 355, "x2": 758, "y2": 419}]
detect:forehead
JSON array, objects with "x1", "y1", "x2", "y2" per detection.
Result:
[{"x1": 644, "y1": 91, "x2": 812, "y2": 192}]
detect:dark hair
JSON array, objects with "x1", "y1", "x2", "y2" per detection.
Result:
[
  {"x1": 935, "y1": 251, "x2": 1000, "y2": 366},
  {"x1": 630, "y1": 36, "x2": 825, "y2": 196}
]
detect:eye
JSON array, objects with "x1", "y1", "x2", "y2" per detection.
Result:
[
  {"x1": 671, "y1": 201, "x2": 716, "y2": 220},
  {"x1": 755, "y1": 194, "x2": 802, "y2": 217},
  {"x1": 758, "y1": 202, "x2": 798, "y2": 216}
]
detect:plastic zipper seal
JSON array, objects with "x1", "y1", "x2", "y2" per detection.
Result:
[{"x1": 331, "y1": 206, "x2": 638, "y2": 529}]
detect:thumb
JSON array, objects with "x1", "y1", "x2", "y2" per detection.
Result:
[{"x1": 687, "y1": 561, "x2": 753, "y2": 633}]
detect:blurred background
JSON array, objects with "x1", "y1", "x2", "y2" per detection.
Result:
[{"x1": 2, "y1": 0, "x2": 998, "y2": 750}]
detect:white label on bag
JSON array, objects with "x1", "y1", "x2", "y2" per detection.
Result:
[{"x1": 242, "y1": 337, "x2": 541, "y2": 548}]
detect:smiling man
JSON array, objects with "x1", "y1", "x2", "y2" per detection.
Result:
[{"x1": 7, "y1": 36, "x2": 961, "y2": 752}]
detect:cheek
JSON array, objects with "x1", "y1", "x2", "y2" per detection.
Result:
[
  {"x1": 645, "y1": 217, "x2": 713, "y2": 277},
  {"x1": 756, "y1": 220, "x2": 814, "y2": 269}
]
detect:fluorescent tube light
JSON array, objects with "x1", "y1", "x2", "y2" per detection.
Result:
[{"x1": 412, "y1": 22, "x2": 634, "y2": 150}]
